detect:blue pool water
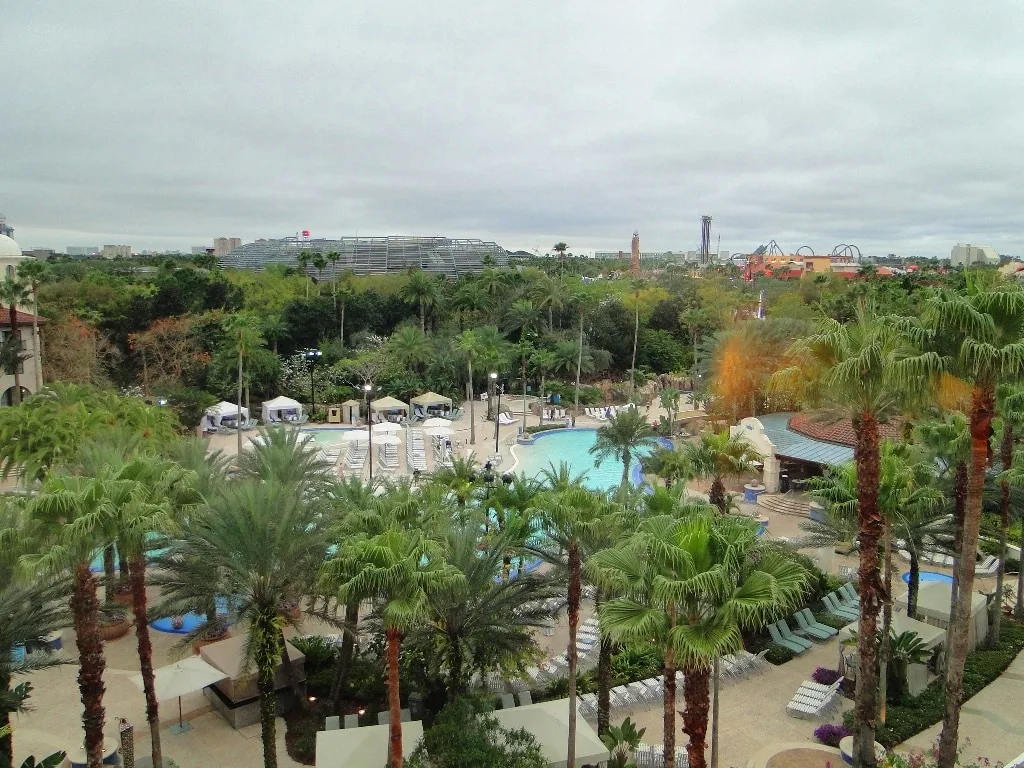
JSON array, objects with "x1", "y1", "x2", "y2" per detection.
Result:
[
  {"x1": 89, "y1": 533, "x2": 169, "y2": 573},
  {"x1": 515, "y1": 428, "x2": 669, "y2": 492},
  {"x1": 151, "y1": 597, "x2": 233, "y2": 635},
  {"x1": 299, "y1": 427, "x2": 354, "y2": 445},
  {"x1": 902, "y1": 571, "x2": 953, "y2": 584}
]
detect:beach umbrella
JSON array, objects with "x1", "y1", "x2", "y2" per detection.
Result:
[
  {"x1": 129, "y1": 657, "x2": 227, "y2": 734},
  {"x1": 424, "y1": 426, "x2": 452, "y2": 437},
  {"x1": 372, "y1": 422, "x2": 401, "y2": 434},
  {"x1": 422, "y1": 417, "x2": 452, "y2": 429},
  {"x1": 373, "y1": 434, "x2": 402, "y2": 446},
  {"x1": 341, "y1": 429, "x2": 370, "y2": 442}
]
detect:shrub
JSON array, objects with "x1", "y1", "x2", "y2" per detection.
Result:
[
  {"x1": 292, "y1": 734, "x2": 315, "y2": 764},
  {"x1": 813, "y1": 612, "x2": 850, "y2": 631},
  {"x1": 610, "y1": 643, "x2": 663, "y2": 686},
  {"x1": 525, "y1": 424, "x2": 565, "y2": 435},
  {"x1": 746, "y1": 633, "x2": 796, "y2": 665},
  {"x1": 811, "y1": 667, "x2": 843, "y2": 685},
  {"x1": 813, "y1": 723, "x2": 850, "y2": 747},
  {"x1": 290, "y1": 635, "x2": 337, "y2": 675}
]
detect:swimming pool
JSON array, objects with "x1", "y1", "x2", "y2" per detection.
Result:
[
  {"x1": 299, "y1": 427, "x2": 357, "y2": 445},
  {"x1": 902, "y1": 571, "x2": 953, "y2": 584},
  {"x1": 514, "y1": 428, "x2": 669, "y2": 492}
]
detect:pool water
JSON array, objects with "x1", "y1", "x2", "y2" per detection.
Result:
[
  {"x1": 89, "y1": 533, "x2": 169, "y2": 573},
  {"x1": 515, "y1": 428, "x2": 667, "y2": 492},
  {"x1": 902, "y1": 571, "x2": 953, "y2": 584},
  {"x1": 151, "y1": 596, "x2": 233, "y2": 635},
  {"x1": 299, "y1": 428, "x2": 353, "y2": 445}
]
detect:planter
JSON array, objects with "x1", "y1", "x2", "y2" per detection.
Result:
[
  {"x1": 193, "y1": 628, "x2": 231, "y2": 655},
  {"x1": 112, "y1": 589, "x2": 134, "y2": 607},
  {"x1": 99, "y1": 618, "x2": 131, "y2": 641}
]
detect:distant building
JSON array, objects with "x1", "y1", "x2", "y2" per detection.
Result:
[
  {"x1": 213, "y1": 237, "x2": 241, "y2": 257},
  {"x1": 67, "y1": 246, "x2": 99, "y2": 258},
  {"x1": 950, "y1": 243, "x2": 1000, "y2": 267},
  {"x1": 0, "y1": 220, "x2": 45, "y2": 403},
  {"x1": 24, "y1": 249, "x2": 56, "y2": 261},
  {"x1": 101, "y1": 244, "x2": 132, "y2": 259},
  {"x1": 191, "y1": 246, "x2": 212, "y2": 255},
  {"x1": 631, "y1": 231, "x2": 640, "y2": 274}
]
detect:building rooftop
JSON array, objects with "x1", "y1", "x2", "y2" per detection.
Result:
[{"x1": 755, "y1": 412, "x2": 854, "y2": 466}]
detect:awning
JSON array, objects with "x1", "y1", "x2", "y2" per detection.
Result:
[
  {"x1": 371, "y1": 396, "x2": 408, "y2": 413},
  {"x1": 492, "y1": 698, "x2": 608, "y2": 768},
  {"x1": 129, "y1": 657, "x2": 227, "y2": 702},
  {"x1": 411, "y1": 391, "x2": 453, "y2": 408},
  {"x1": 838, "y1": 613, "x2": 945, "y2": 649},
  {"x1": 261, "y1": 396, "x2": 303, "y2": 423},
  {"x1": 315, "y1": 722, "x2": 424, "y2": 768}
]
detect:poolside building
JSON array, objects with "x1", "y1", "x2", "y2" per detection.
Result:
[
  {"x1": 219, "y1": 235, "x2": 508, "y2": 278},
  {"x1": 0, "y1": 224, "x2": 45, "y2": 403}
]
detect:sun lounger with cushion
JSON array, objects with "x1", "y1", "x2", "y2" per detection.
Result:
[
  {"x1": 798, "y1": 608, "x2": 838, "y2": 638},
  {"x1": 774, "y1": 620, "x2": 814, "y2": 649},
  {"x1": 823, "y1": 593, "x2": 858, "y2": 621},
  {"x1": 768, "y1": 622, "x2": 808, "y2": 654},
  {"x1": 792, "y1": 611, "x2": 833, "y2": 641}
]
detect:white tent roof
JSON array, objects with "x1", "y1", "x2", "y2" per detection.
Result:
[
  {"x1": 895, "y1": 581, "x2": 988, "y2": 650},
  {"x1": 261, "y1": 396, "x2": 302, "y2": 421},
  {"x1": 315, "y1": 721, "x2": 424, "y2": 768},
  {"x1": 492, "y1": 698, "x2": 608, "y2": 768},
  {"x1": 129, "y1": 657, "x2": 227, "y2": 702},
  {"x1": 411, "y1": 391, "x2": 452, "y2": 408},
  {"x1": 371, "y1": 396, "x2": 409, "y2": 413},
  {"x1": 207, "y1": 401, "x2": 249, "y2": 418},
  {"x1": 839, "y1": 612, "x2": 946, "y2": 650}
]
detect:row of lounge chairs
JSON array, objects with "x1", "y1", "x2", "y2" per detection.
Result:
[
  {"x1": 497, "y1": 411, "x2": 519, "y2": 426},
  {"x1": 634, "y1": 744, "x2": 690, "y2": 768},
  {"x1": 497, "y1": 691, "x2": 533, "y2": 709},
  {"x1": 786, "y1": 676, "x2": 845, "y2": 718},
  {"x1": 344, "y1": 441, "x2": 367, "y2": 472},
  {"x1": 266, "y1": 413, "x2": 308, "y2": 426},
  {"x1": 407, "y1": 429, "x2": 427, "y2": 472},
  {"x1": 378, "y1": 443, "x2": 400, "y2": 472},
  {"x1": 541, "y1": 408, "x2": 569, "y2": 420},
  {"x1": 768, "y1": 608, "x2": 842, "y2": 655},
  {"x1": 217, "y1": 418, "x2": 259, "y2": 434}
]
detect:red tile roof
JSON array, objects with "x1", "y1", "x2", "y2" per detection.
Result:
[
  {"x1": 789, "y1": 411, "x2": 903, "y2": 447},
  {"x1": 0, "y1": 308, "x2": 45, "y2": 326}
]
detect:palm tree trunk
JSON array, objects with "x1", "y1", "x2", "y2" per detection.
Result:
[
  {"x1": 102, "y1": 545, "x2": 117, "y2": 601},
  {"x1": 128, "y1": 556, "x2": 162, "y2": 768},
  {"x1": 1016, "y1": 521, "x2": 1024, "y2": 619},
  {"x1": 878, "y1": 521, "x2": 894, "y2": 724},
  {"x1": 991, "y1": 421, "x2": 1013, "y2": 646},
  {"x1": 710, "y1": 657, "x2": 720, "y2": 768},
  {"x1": 420, "y1": 300, "x2": 426, "y2": 334},
  {"x1": 0, "y1": 687, "x2": 11, "y2": 768},
  {"x1": 630, "y1": 300, "x2": 639, "y2": 401},
  {"x1": 31, "y1": 288, "x2": 41, "y2": 390},
  {"x1": 385, "y1": 627, "x2": 403, "y2": 768},
  {"x1": 908, "y1": 550, "x2": 921, "y2": 620},
  {"x1": 539, "y1": 372, "x2": 546, "y2": 425},
  {"x1": 682, "y1": 664, "x2": 710, "y2": 768},
  {"x1": 72, "y1": 562, "x2": 106, "y2": 768},
  {"x1": 236, "y1": 352, "x2": 244, "y2": 458},
  {"x1": 467, "y1": 360, "x2": 476, "y2": 445},
  {"x1": 663, "y1": 642, "x2": 677, "y2": 768},
  {"x1": 947, "y1": 462, "x2": 967, "y2": 645},
  {"x1": 574, "y1": 311, "x2": 583, "y2": 425},
  {"x1": 340, "y1": 300, "x2": 346, "y2": 347},
  {"x1": 620, "y1": 448, "x2": 631, "y2": 491},
  {"x1": 9, "y1": 305, "x2": 22, "y2": 404},
  {"x1": 709, "y1": 478, "x2": 727, "y2": 515},
  {"x1": 257, "y1": 662, "x2": 278, "y2": 768},
  {"x1": 852, "y1": 410, "x2": 883, "y2": 768},
  {"x1": 566, "y1": 543, "x2": 581, "y2": 768},
  {"x1": 596, "y1": 633, "x2": 613, "y2": 737},
  {"x1": 521, "y1": 355, "x2": 529, "y2": 427},
  {"x1": 938, "y1": 385, "x2": 995, "y2": 768},
  {"x1": 331, "y1": 600, "x2": 359, "y2": 714},
  {"x1": 279, "y1": 631, "x2": 308, "y2": 714}
]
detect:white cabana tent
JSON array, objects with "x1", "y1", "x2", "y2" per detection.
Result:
[
  {"x1": 203, "y1": 401, "x2": 249, "y2": 431},
  {"x1": 895, "y1": 581, "x2": 988, "y2": 651},
  {"x1": 130, "y1": 657, "x2": 227, "y2": 734},
  {"x1": 371, "y1": 396, "x2": 409, "y2": 422},
  {"x1": 261, "y1": 396, "x2": 303, "y2": 424},
  {"x1": 411, "y1": 391, "x2": 453, "y2": 411},
  {"x1": 315, "y1": 721, "x2": 424, "y2": 768},
  {"x1": 493, "y1": 698, "x2": 608, "y2": 768},
  {"x1": 839, "y1": 613, "x2": 946, "y2": 695}
]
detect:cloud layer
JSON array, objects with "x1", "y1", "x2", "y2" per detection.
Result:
[{"x1": 3, "y1": 2, "x2": 1023, "y2": 257}]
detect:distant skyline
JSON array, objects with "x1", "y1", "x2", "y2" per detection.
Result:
[{"x1": 4, "y1": 2, "x2": 1023, "y2": 258}]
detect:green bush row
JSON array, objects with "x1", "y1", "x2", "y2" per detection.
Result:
[
  {"x1": 524, "y1": 424, "x2": 566, "y2": 435},
  {"x1": 844, "y1": 619, "x2": 1024, "y2": 747}
]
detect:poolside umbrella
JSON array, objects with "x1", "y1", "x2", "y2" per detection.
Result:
[
  {"x1": 422, "y1": 417, "x2": 452, "y2": 429},
  {"x1": 372, "y1": 422, "x2": 401, "y2": 434},
  {"x1": 373, "y1": 434, "x2": 402, "y2": 446},
  {"x1": 341, "y1": 429, "x2": 370, "y2": 442},
  {"x1": 424, "y1": 426, "x2": 452, "y2": 437},
  {"x1": 129, "y1": 657, "x2": 227, "y2": 735}
]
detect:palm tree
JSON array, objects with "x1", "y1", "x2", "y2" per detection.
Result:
[
  {"x1": 626, "y1": 279, "x2": 645, "y2": 399},
  {"x1": 591, "y1": 513, "x2": 808, "y2": 768},
  {"x1": 400, "y1": 270, "x2": 441, "y2": 333},
  {"x1": 529, "y1": 486, "x2": 606, "y2": 768},
  {"x1": 775, "y1": 305, "x2": 921, "y2": 768},
  {"x1": 224, "y1": 314, "x2": 265, "y2": 458},
  {"x1": 261, "y1": 315, "x2": 288, "y2": 355},
  {"x1": 504, "y1": 299, "x2": 542, "y2": 338},
  {"x1": 553, "y1": 242, "x2": 569, "y2": 277},
  {"x1": 989, "y1": 385, "x2": 1024, "y2": 645},
  {"x1": 0, "y1": 278, "x2": 32, "y2": 403},
  {"x1": 531, "y1": 349, "x2": 557, "y2": 426},
  {"x1": 455, "y1": 329, "x2": 485, "y2": 444},
  {"x1": 589, "y1": 409, "x2": 658, "y2": 491},
  {"x1": 21, "y1": 474, "x2": 127, "y2": 768},
  {"x1": 310, "y1": 253, "x2": 328, "y2": 295},
  {"x1": 916, "y1": 273, "x2": 1024, "y2": 768},
  {"x1": 453, "y1": 283, "x2": 489, "y2": 329},
  {"x1": 659, "y1": 387, "x2": 681, "y2": 434},
  {"x1": 327, "y1": 251, "x2": 341, "y2": 295},
  {"x1": 236, "y1": 425, "x2": 332, "y2": 489},
  {"x1": 296, "y1": 251, "x2": 312, "y2": 299},
  {"x1": 640, "y1": 445, "x2": 694, "y2": 488},
  {"x1": 390, "y1": 326, "x2": 432, "y2": 376},
  {"x1": 15, "y1": 260, "x2": 49, "y2": 390},
  {"x1": 530, "y1": 274, "x2": 566, "y2": 331},
  {"x1": 679, "y1": 431, "x2": 760, "y2": 514},
  {"x1": 321, "y1": 527, "x2": 463, "y2": 768},
  {"x1": 337, "y1": 276, "x2": 355, "y2": 346},
  {"x1": 163, "y1": 481, "x2": 327, "y2": 768},
  {"x1": 679, "y1": 308, "x2": 711, "y2": 371}
]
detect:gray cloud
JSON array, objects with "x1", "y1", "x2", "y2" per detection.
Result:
[{"x1": 2, "y1": 1, "x2": 1023, "y2": 257}]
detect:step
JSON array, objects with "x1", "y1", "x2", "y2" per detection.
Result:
[{"x1": 758, "y1": 493, "x2": 811, "y2": 518}]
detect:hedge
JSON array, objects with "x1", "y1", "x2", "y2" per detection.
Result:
[
  {"x1": 524, "y1": 424, "x2": 566, "y2": 435},
  {"x1": 844, "y1": 619, "x2": 1024, "y2": 747}
]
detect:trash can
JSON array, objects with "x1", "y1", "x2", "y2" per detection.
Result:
[
  {"x1": 327, "y1": 406, "x2": 341, "y2": 424},
  {"x1": 779, "y1": 471, "x2": 790, "y2": 493}
]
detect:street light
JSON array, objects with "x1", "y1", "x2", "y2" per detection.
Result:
[
  {"x1": 304, "y1": 349, "x2": 323, "y2": 413},
  {"x1": 364, "y1": 383, "x2": 374, "y2": 480},
  {"x1": 490, "y1": 372, "x2": 502, "y2": 458}
]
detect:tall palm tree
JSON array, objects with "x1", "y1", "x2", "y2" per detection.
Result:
[
  {"x1": 553, "y1": 242, "x2": 569, "y2": 277},
  {"x1": 455, "y1": 329, "x2": 484, "y2": 444},
  {"x1": 591, "y1": 513, "x2": 808, "y2": 768},
  {"x1": 237, "y1": 426, "x2": 333, "y2": 488},
  {"x1": 530, "y1": 275, "x2": 567, "y2": 331},
  {"x1": 679, "y1": 431, "x2": 761, "y2": 514},
  {"x1": 529, "y1": 486, "x2": 607, "y2": 768},
  {"x1": 503, "y1": 299, "x2": 542, "y2": 338},
  {"x1": 916, "y1": 273, "x2": 1024, "y2": 768},
  {"x1": 0, "y1": 278, "x2": 32, "y2": 403},
  {"x1": 327, "y1": 251, "x2": 341, "y2": 295},
  {"x1": 261, "y1": 315, "x2": 288, "y2": 356},
  {"x1": 296, "y1": 251, "x2": 312, "y2": 299},
  {"x1": 589, "y1": 409, "x2": 658, "y2": 491},
  {"x1": 337, "y1": 276, "x2": 355, "y2": 346},
  {"x1": 162, "y1": 481, "x2": 327, "y2": 768},
  {"x1": 989, "y1": 385, "x2": 1024, "y2": 645},
  {"x1": 453, "y1": 283, "x2": 489, "y2": 329},
  {"x1": 390, "y1": 326, "x2": 432, "y2": 377},
  {"x1": 21, "y1": 474, "x2": 127, "y2": 768},
  {"x1": 311, "y1": 253, "x2": 328, "y2": 295},
  {"x1": 775, "y1": 305, "x2": 922, "y2": 768},
  {"x1": 626, "y1": 279, "x2": 645, "y2": 400},
  {"x1": 321, "y1": 527, "x2": 463, "y2": 768},
  {"x1": 224, "y1": 314, "x2": 265, "y2": 458},
  {"x1": 15, "y1": 260, "x2": 49, "y2": 391},
  {"x1": 531, "y1": 349, "x2": 557, "y2": 426},
  {"x1": 399, "y1": 270, "x2": 442, "y2": 334}
]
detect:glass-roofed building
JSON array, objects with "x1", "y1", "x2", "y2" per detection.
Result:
[{"x1": 219, "y1": 235, "x2": 508, "y2": 278}]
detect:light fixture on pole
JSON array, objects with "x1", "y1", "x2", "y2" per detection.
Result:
[
  {"x1": 364, "y1": 383, "x2": 374, "y2": 480},
  {"x1": 490, "y1": 372, "x2": 502, "y2": 458},
  {"x1": 304, "y1": 349, "x2": 323, "y2": 412}
]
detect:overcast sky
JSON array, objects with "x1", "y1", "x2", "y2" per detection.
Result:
[{"x1": 3, "y1": 2, "x2": 1023, "y2": 257}]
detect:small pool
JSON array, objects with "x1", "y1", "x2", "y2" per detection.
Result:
[
  {"x1": 902, "y1": 571, "x2": 953, "y2": 584},
  {"x1": 151, "y1": 597, "x2": 232, "y2": 634},
  {"x1": 89, "y1": 533, "x2": 169, "y2": 573},
  {"x1": 515, "y1": 428, "x2": 670, "y2": 492},
  {"x1": 299, "y1": 427, "x2": 357, "y2": 446}
]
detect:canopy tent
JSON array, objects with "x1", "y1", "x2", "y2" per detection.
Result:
[
  {"x1": 315, "y1": 722, "x2": 424, "y2": 768},
  {"x1": 129, "y1": 657, "x2": 227, "y2": 734},
  {"x1": 261, "y1": 396, "x2": 303, "y2": 424},
  {"x1": 839, "y1": 613, "x2": 946, "y2": 649},
  {"x1": 895, "y1": 581, "x2": 988, "y2": 651},
  {"x1": 370, "y1": 396, "x2": 409, "y2": 413},
  {"x1": 422, "y1": 417, "x2": 452, "y2": 429},
  {"x1": 492, "y1": 698, "x2": 608, "y2": 768},
  {"x1": 371, "y1": 422, "x2": 401, "y2": 434},
  {"x1": 411, "y1": 392, "x2": 453, "y2": 408},
  {"x1": 203, "y1": 401, "x2": 249, "y2": 431}
]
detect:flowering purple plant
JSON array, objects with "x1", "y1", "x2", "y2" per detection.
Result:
[
  {"x1": 811, "y1": 666, "x2": 843, "y2": 685},
  {"x1": 813, "y1": 723, "x2": 851, "y2": 747}
]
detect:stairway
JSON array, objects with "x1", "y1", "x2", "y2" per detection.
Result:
[{"x1": 757, "y1": 493, "x2": 811, "y2": 517}]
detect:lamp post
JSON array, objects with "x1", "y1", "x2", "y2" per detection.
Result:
[
  {"x1": 304, "y1": 348, "x2": 322, "y2": 413},
  {"x1": 364, "y1": 383, "x2": 374, "y2": 480},
  {"x1": 490, "y1": 372, "x2": 503, "y2": 458}
]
